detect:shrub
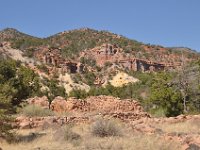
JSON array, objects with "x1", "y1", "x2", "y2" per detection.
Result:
[
  {"x1": 83, "y1": 71, "x2": 96, "y2": 86},
  {"x1": 63, "y1": 126, "x2": 81, "y2": 142},
  {"x1": 21, "y1": 105, "x2": 54, "y2": 117},
  {"x1": 104, "y1": 62, "x2": 113, "y2": 68},
  {"x1": 91, "y1": 119, "x2": 122, "y2": 137},
  {"x1": 69, "y1": 89, "x2": 88, "y2": 99},
  {"x1": 53, "y1": 125, "x2": 81, "y2": 146},
  {"x1": 0, "y1": 114, "x2": 13, "y2": 142},
  {"x1": 36, "y1": 64, "x2": 49, "y2": 74},
  {"x1": 150, "y1": 108, "x2": 166, "y2": 117}
]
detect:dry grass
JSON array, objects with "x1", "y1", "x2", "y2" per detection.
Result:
[
  {"x1": 83, "y1": 134, "x2": 181, "y2": 150},
  {"x1": 1, "y1": 132, "x2": 181, "y2": 150},
  {"x1": 0, "y1": 128, "x2": 75, "y2": 150},
  {"x1": 20, "y1": 105, "x2": 54, "y2": 117},
  {"x1": 152, "y1": 119, "x2": 200, "y2": 134},
  {"x1": 0, "y1": 121, "x2": 182, "y2": 150}
]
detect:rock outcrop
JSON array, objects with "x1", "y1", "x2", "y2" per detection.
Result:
[
  {"x1": 80, "y1": 43, "x2": 182, "y2": 72},
  {"x1": 18, "y1": 95, "x2": 150, "y2": 128},
  {"x1": 50, "y1": 95, "x2": 145, "y2": 114},
  {"x1": 27, "y1": 95, "x2": 145, "y2": 114},
  {"x1": 85, "y1": 96, "x2": 143, "y2": 113}
]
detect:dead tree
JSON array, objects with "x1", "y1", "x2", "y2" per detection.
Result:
[{"x1": 178, "y1": 51, "x2": 189, "y2": 112}]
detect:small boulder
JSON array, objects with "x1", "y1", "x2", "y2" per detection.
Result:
[{"x1": 50, "y1": 96, "x2": 67, "y2": 112}]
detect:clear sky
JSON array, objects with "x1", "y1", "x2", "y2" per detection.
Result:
[{"x1": 0, "y1": 0, "x2": 200, "y2": 51}]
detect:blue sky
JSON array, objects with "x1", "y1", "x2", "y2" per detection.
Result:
[{"x1": 0, "y1": 0, "x2": 200, "y2": 51}]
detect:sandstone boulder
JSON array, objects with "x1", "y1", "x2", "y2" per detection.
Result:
[{"x1": 50, "y1": 96, "x2": 68, "y2": 112}]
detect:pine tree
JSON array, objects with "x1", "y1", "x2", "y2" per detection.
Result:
[{"x1": 149, "y1": 72, "x2": 183, "y2": 117}]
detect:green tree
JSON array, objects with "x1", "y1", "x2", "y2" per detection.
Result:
[
  {"x1": 0, "y1": 59, "x2": 43, "y2": 140},
  {"x1": 69, "y1": 89, "x2": 88, "y2": 99},
  {"x1": 44, "y1": 80, "x2": 67, "y2": 109},
  {"x1": 0, "y1": 85, "x2": 13, "y2": 139},
  {"x1": 149, "y1": 72, "x2": 183, "y2": 117},
  {"x1": 0, "y1": 59, "x2": 16, "y2": 82},
  {"x1": 83, "y1": 72, "x2": 96, "y2": 86}
]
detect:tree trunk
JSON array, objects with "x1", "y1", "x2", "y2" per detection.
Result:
[{"x1": 183, "y1": 96, "x2": 187, "y2": 113}]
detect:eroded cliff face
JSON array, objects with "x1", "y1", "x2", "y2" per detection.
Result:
[
  {"x1": 4, "y1": 35, "x2": 193, "y2": 77},
  {"x1": 34, "y1": 46, "x2": 85, "y2": 74},
  {"x1": 79, "y1": 43, "x2": 124, "y2": 66},
  {"x1": 80, "y1": 43, "x2": 183, "y2": 72},
  {"x1": 0, "y1": 40, "x2": 196, "y2": 94}
]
